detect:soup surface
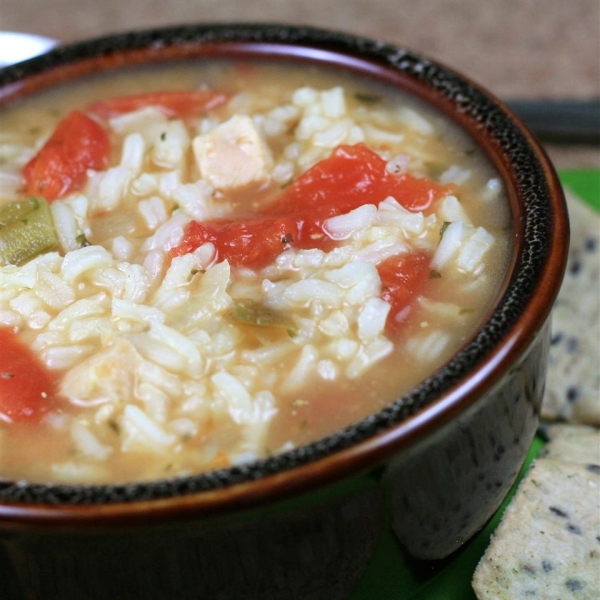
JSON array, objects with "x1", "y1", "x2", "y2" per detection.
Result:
[{"x1": 0, "y1": 59, "x2": 511, "y2": 484}]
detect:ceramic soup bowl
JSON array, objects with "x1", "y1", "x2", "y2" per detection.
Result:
[{"x1": 0, "y1": 23, "x2": 568, "y2": 600}]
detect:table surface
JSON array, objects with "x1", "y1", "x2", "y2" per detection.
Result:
[{"x1": 2, "y1": 0, "x2": 599, "y2": 168}]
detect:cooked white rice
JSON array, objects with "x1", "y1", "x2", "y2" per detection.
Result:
[{"x1": 0, "y1": 72, "x2": 506, "y2": 484}]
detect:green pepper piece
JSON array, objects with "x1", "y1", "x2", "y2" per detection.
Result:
[
  {"x1": 0, "y1": 196, "x2": 41, "y2": 228},
  {"x1": 354, "y1": 92, "x2": 382, "y2": 104},
  {"x1": 232, "y1": 299, "x2": 296, "y2": 336},
  {"x1": 0, "y1": 197, "x2": 58, "y2": 266}
]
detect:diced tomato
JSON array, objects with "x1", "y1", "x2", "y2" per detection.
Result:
[
  {"x1": 171, "y1": 143, "x2": 452, "y2": 269},
  {"x1": 171, "y1": 221, "x2": 217, "y2": 260},
  {"x1": 171, "y1": 215, "x2": 300, "y2": 269},
  {"x1": 23, "y1": 110, "x2": 110, "y2": 201},
  {"x1": 88, "y1": 90, "x2": 228, "y2": 118},
  {"x1": 378, "y1": 252, "x2": 431, "y2": 334},
  {"x1": 268, "y1": 143, "x2": 453, "y2": 215},
  {"x1": 0, "y1": 328, "x2": 56, "y2": 423}
]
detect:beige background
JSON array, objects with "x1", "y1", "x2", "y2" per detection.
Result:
[{"x1": 2, "y1": 0, "x2": 599, "y2": 167}]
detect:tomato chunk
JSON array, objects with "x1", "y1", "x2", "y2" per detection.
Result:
[
  {"x1": 269, "y1": 143, "x2": 453, "y2": 214},
  {"x1": 0, "y1": 328, "x2": 56, "y2": 423},
  {"x1": 88, "y1": 90, "x2": 228, "y2": 118},
  {"x1": 171, "y1": 144, "x2": 452, "y2": 269},
  {"x1": 171, "y1": 215, "x2": 300, "y2": 269},
  {"x1": 378, "y1": 252, "x2": 431, "y2": 333},
  {"x1": 23, "y1": 110, "x2": 109, "y2": 201}
]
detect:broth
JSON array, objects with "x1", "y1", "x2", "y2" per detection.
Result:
[{"x1": 0, "y1": 59, "x2": 511, "y2": 483}]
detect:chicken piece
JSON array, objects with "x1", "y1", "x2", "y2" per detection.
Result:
[
  {"x1": 60, "y1": 338, "x2": 142, "y2": 404},
  {"x1": 193, "y1": 115, "x2": 273, "y2": 191}
]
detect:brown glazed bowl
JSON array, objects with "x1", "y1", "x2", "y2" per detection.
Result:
[{"x1": 0, "y1": 23, "x2": 568, "y2": 600}]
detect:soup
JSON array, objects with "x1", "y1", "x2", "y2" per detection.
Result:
[{"x1": 0, "y1": 60, "x2": 511, "y2": 484}]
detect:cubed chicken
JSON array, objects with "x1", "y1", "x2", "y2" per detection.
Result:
[
  {"x1": 60, "y1": 338, "x2": 142, "y2": 404},
  {"x1": 192, "y1": 115, "x2": 273, "y2": 191}
]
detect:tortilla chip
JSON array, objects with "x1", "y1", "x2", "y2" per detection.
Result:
[
  {"x1": 472, "y1": 459, "x2": 600, "y2": 599},
  {"x1": 542, "y1": 190, "x2": 599, "y2": 425},
  {"x1": 539, "y1": 423, "x2": 600, "y2": 465}
]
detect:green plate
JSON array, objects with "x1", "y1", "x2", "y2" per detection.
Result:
[{"x1": 350, "y1": 170, "x2": 599, "y2": 599}]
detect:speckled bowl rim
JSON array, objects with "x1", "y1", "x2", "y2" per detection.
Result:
[{"x1": 0, "y1": 23, "x2": 568, "y2": 521}]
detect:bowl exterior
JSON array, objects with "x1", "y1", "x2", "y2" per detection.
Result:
[{"x1": 385, "y1": 320, "x2": 548, "y2": 560}]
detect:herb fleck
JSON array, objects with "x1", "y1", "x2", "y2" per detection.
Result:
[
  {"x1": 76, "y1": 234, "x2": 91, "y2": 247},
  {"x1": 565, "y1": 579, "x2": 584, "y2": 592},
  {"x1": 542, "y1": 560, "x2": 553, "y2": 573},
  {"x1": 355, "y1": 92, "x2": 381, "y2": 104},
  {"x1": 521, "y1": 564, "x2": 536, "y2": 576},
  {"x1": 440, "y1": 221, "x2": 451, "y2": 238},
  {"x1": 566, "y1": 386, "x2": 579, "y2": 403},
  {"x1": 107, "y1": 420, "x2": 120, "y2": 434}
]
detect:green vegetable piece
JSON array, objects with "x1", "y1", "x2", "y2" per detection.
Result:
[
  {"x1": 355, "y1": 92, "x2": 381, "y2": 104},
  {"x1": 76, "y1": 234, "x2": 91, "y2": 248},
  {"x1": 0, "y1": 196, "x2": 40, "y2": 228},
  {"x1": 0, "y1": 196, "x2": 58, "y2": 266},
  {"x1": 232, "y1": 299, "x2": 296, "y2": 335}
]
